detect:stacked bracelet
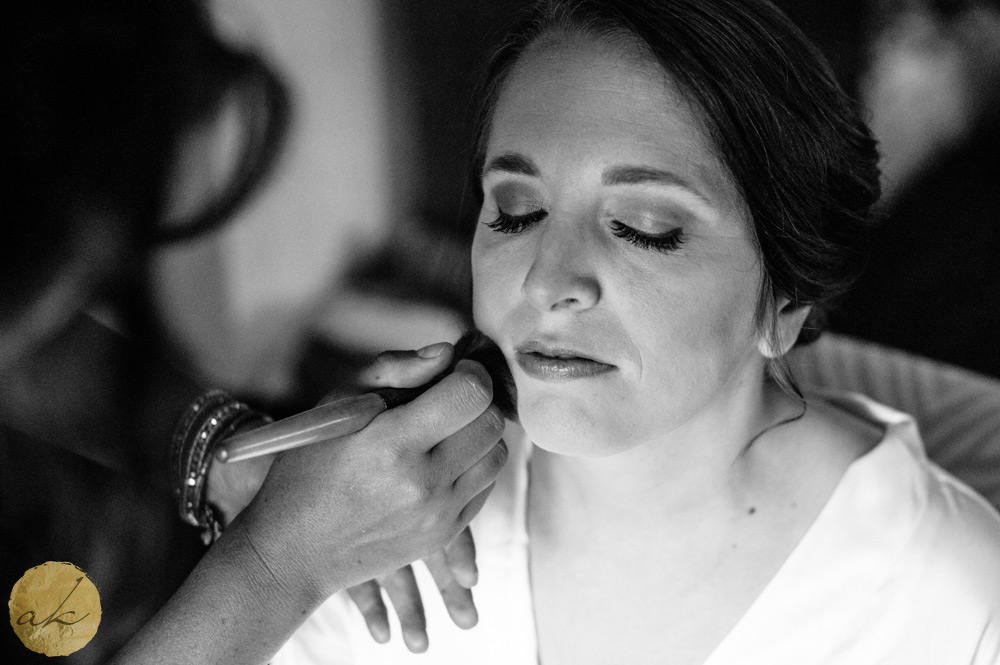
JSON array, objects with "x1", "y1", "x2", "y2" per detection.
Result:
[{"x1": 171, "y1": 389, "x2": 272, "y2": 545}]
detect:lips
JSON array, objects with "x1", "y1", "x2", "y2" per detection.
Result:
[{"x1": 514, "y1": 341, "x2": 615, "y2": 381}]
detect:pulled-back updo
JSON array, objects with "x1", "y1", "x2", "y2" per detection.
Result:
[{"x1": 472, "y1": 0, "x2": 881, "y2": 351}]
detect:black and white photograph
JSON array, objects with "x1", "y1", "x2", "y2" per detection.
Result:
[{"x1": 4, "y1": 1, "x2": 1000, "y2": 663}]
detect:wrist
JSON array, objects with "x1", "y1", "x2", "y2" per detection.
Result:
[
  {"x1": 206, "y1": 454, "x2": 274, "y2": 525},
  {"x1": 171, "y1": 390, "x2": 272, "y2": 543},
  {"x1": 206, "y1": 462, "x2": 237, "y2": 525},
  {"x1": 226, "y1": 506, "x2": 342, "y2": 612}
]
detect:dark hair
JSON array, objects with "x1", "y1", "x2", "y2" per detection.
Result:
[
  {"x1": 5, "y1": 0, "x2": 288, "y2": 326},
  {"x1": 472, "y1": 0, "x2": 881, "y2": 351}
]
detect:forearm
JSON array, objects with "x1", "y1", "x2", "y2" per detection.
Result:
[{"x1": 108, "y1": 524, "x2": 330, "y2": 665}]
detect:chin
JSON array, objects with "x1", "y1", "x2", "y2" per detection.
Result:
[{"x1": 518, "y1": 398, "x2": 635, "y2": 458}]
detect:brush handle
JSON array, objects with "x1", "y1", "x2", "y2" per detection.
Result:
[
  {"x1": 214, "y1": 330, "x2": 512, "y2": 463},
  {"x1": 215, "y1": 393, "x2": 389, "y2": 462}
]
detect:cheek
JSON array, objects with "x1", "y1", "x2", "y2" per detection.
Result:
[
  {"x1": 624, "y1": 260, "x2": 762, "y2": 392},
  {"x1": 471, "y1": 231, "x2": 513, "y2": 335}
]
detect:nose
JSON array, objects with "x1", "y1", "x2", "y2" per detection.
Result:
[{"x1": 521, "y1": 221, "x2": 600, "y2": 313}]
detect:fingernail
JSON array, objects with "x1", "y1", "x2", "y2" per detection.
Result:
[
  {"x1": 405, "y1": 631, "x2": 428, "y2": 653},
  {"x1": 458, "y1": 607, "x2": 479, "y2": 629},
  {"x1": 456, "y1": 564, "x2": 478, "y2": 588},
  {"x1": 417, "y1": 342, "x2": 449, "y2": 359}
]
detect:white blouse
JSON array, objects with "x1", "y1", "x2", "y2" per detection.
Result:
[{"x1": 273, "y1": 394, "x2": 1000, "y2": 664}]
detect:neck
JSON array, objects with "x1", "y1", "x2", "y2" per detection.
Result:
[{"x1": 529, "y1": 376, "x2": 803, "y2": 527}]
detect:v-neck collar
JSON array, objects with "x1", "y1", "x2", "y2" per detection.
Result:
[
  {"x1": 703, "y1": 401, "x2": 926, "y2": 663},
  {"x1": 507, "y1": 395, "x2": 927, "y2": 664}
]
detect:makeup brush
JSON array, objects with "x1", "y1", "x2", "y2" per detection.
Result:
[{"x1": 214, "y1": 330, "x2": 516, "y2": 463}]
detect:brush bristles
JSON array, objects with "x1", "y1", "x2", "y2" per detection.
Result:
[{"x1": 453, "y1": 330, "x2": 518, "y2": 421}]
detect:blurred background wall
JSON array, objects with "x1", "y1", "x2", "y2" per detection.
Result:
[{"x1": 830, "y1": 0, "x2": 1000, "y2": 377}]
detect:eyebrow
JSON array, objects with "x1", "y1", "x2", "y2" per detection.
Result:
[
  {"x1": 482, "y1": 153, "x2": 539, "y2": 178},
  {"x1": 602, "y1": 165, "x2": 709, "y2": 203},
  {"x1": 482, "y1": 154, "x2": 712, "y2": 205}
]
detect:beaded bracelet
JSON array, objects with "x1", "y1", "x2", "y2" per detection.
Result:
[{"x1": 171, "y1": 390, "x2": 272, "y2": 545}]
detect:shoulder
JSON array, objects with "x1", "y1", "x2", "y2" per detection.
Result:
[
  {"x1": 915, "y1": 464, "x2": 1000, "y2": 604},
  {"x1": 814, "y1": 394, "x2": 1000, "y2": 660},
  {"x1": 833, "y1": 393, "x2": 1000, "y2": 610},
  {"x1": 882, "y1": 464, "x2": 1000, "y2": 662}
]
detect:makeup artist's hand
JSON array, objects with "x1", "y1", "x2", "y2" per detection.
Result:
[
  {"x1": 339, "y1": 344, "x2": 493, "y2": 653},
  {"x1": 230, "y1": 343, "x2": 506, "y2": 614},
  {"x1": 110, "y1": 345, "x2": 505, "y2": 665},
  {"x1": 202, "y1": 342, "x2": 500, "y2": 651},
  {"x1": 204, "y1": 343, "x2": 480, "y2": 527}
]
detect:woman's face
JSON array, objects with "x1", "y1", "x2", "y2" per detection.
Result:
[{"x1": 472, "y1": 34, "x2": 770, "y2": 457}]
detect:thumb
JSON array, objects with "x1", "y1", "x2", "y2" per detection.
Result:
[{"x1": 323, "y1": 342, "x2": 455, "y2": 404}]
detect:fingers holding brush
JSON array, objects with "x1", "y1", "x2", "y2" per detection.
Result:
[{"x1": 351, "y1": 342, "x2": 457, "y2": 392}]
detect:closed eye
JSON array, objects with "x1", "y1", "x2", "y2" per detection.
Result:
[
  {"x1": 610, "y1": 220, "x2": 684, "y2": 252},
  {"x1": 486, "y1": 208, "x2": 548, "y2": 234}
]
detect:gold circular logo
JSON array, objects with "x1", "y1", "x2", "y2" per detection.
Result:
[{"x1": 8, "y1": 561, "x2": 102, "y2": 656}]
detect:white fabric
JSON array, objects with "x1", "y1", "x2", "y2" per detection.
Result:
[
  {"x1": 273, "y1": 394, "x2": 1000, "y2": 664},
  {"x1": 789, "y1": 334, "x2": 1000, "y2": 508}
]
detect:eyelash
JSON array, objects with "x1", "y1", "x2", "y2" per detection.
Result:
[
  {"x1": 609, "y1": 220, "x2": 685, "y2": 253},
  {"x1": 486, "y1": 208, "x2": 548, "y2": 234},
  {"x1": 488, "y1": 207, "x2": 685, "y2": 253}
]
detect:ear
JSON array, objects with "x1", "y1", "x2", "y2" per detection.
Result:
[{"x1": 758, "y1": 298, "x2": 812, "y2": 359}]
